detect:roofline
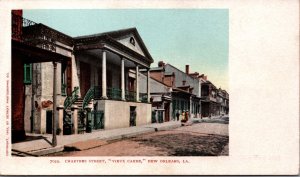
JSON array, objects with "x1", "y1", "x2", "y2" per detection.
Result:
[
  {"x1": 141, "y1": 72, "x2": 171, "y2": 87},
  {"x1": 75, "y1": 27, "x2": 154, "y2": 63},
  {"x1": 165, "y1": 63, "x2": 198, "y2": 81}
]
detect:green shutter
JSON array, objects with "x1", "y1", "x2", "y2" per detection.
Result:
[{"x1": 24, "y1": 63, "x2": 32, "y2": 84}]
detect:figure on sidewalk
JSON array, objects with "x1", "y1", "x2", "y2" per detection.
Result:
[{"x1": 176, "y1": 111, "x2": 180, "y2": 121}]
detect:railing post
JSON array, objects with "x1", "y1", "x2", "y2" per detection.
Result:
[
  {"x1": 71, "y1": 105, "x2": 78, "y2": 134},
  {"x1": 57, "y1": 105, "x2": 64, "y2": 135}
]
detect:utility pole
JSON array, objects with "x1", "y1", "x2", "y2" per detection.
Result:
[{"x1": 52, "y1": 62, "x2": 57, "y2": 147}]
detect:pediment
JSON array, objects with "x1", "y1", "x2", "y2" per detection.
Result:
[{"x1": 116, "y1": 33, "x2": 146, "y2": 57}]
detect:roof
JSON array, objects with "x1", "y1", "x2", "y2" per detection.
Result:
[
  {"x1": 150, "y1": 67, "x2": 164, "y2": 71},
  {"x1": 164, "y1": 72, "x2": 174, "y2": 76},
  {"x1": 75, "y1": 27, "x2": 154, "y2": 63},
  {"x1": 165, "y1": 63, "x2": 196, "y2": 81}
]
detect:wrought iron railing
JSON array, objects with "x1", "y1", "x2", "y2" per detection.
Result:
[
  {"x1": 63, "y1": 86, "x2": 79, "y2": 110},
  {"x1": 139, "y1": 93, "x2": 148, "y2": 103},
  {"x1": 12, "y1": 13, "x2": 37, "y2": 41},
  {"x1": 125, "y1": 90, "x2": 136, "y2": 102},
  {"x1": 107, "y1": 87, "x2": 122, "y2": 100},
  {"x1": 12, "y1": 13, "x2": 72, "y2": 52},
  {"x1": 82, "y1": 87, "x2": 95, "y2": 109}
]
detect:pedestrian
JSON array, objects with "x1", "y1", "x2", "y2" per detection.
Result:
[
  {"x1": 185, "y1": 111, "x2": 189, "y2": 122},
  {"x1": 181, "y1": 110, "x2": 186, "y2": 122},
  {"x1": 176, "y1": 111, "x2": 180, "y2": 121}
]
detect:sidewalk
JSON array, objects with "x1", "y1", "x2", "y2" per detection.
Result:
[{"x1": 12, "y1": 121, "x2": 182, "y2": 156}]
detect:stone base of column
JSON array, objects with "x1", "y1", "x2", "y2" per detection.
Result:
[{"x1": 101, "y1": 96, "x2": 108, "y2": 100}]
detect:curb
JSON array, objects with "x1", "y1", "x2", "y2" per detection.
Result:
[{"x1": 14, "y1": 123, "x2": 182, "y2": 156}]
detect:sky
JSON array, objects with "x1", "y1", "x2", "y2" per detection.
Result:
[{"x1": 23, "y1": 9, "x2": 228, "y2": 90}]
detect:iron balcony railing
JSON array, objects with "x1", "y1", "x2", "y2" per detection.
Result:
[
  {"x1": 125, "y1": 90, "x2": 136, "y2": 102},
  {"x1": 82, "y1": 86, "x2": 148, "y2": 103},
  {"x1": 139, "y1": 93, "x2": 148, "y2": 103},
  {"x1": 107, "y1": 87, "x2": 122, "y2": 100},
  {"x1": 12, "y1": 13, "x2": 57, "y2": 52}
]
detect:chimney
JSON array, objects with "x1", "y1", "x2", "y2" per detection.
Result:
[
  {"x1": 185, "y1": 65, "x2": 189, "y2": 74},
  {"x1": 158, "y1": 61, "x2": 165, "y2": 67}
]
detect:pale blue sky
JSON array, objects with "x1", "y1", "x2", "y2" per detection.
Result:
[{"x1": 23, "y1": 9, "x2": 228, "y2": 90}]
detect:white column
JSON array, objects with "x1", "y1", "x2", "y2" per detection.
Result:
[
  {"x1": 135, "y1": 65, "x2": 139, "y2": 102},
  {"x1": 121, "y1": 58, "x2": 125, "y2": 100},
  {"x1": 102, "y1": 50, "x2": 107, "y2": 99},
  {"x1": 147, "y1": 69, "x2": 150, "y2": 103}
]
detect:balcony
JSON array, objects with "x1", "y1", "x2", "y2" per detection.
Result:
[{"x1": 12, "y1": 13, "x2": 73, "y2": 53}]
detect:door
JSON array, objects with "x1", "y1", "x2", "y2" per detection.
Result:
[
  {"x1": 46, "y1": 110, "x2": 52, "y2": 134},
  {"x1": 129, "y1": 106, "x2": 136, "y2": 126},
  {"x1": 165, "y1": 103, "x2": 170, "y2": 122},
  {"x1": 80, "y1": 62, "x2": 91, "y2": 97}
]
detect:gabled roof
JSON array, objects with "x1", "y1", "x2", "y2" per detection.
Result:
[
  {"x1": 75, "y1": 27, "x2": 154, "y2": 63},
  {"x1": 165, "y1": 63, "x2": 196, "y2": 81}
]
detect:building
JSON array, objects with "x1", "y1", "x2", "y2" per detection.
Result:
[
  {"x1": 145, "y1": 61, "x2": 202, "y2": 122},
  {"x1": 217, "y1": 88, "x2": 229, "y2": 115},
  {"x1": 11, "y1": 11, "x2": 70, "y2": 141},
  {"x1": 163, "y1": 63, "x2": 202, "y2": 119},
  {"x1": 11, "y1": 11, "x2": 154, "y2": 141},
  {"x1": 139, "y1": 70, "x2": 172, "y2": 123},
  {"x1": 200, "y1": 75, "x2": 229, "y2": 117}
]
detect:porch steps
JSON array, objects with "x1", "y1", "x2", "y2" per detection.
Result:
[{"x1": 73, "y1": 98, "x2": 84, "y2": 109}]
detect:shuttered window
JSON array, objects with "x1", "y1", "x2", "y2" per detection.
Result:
[{"x1": 24, "y1": 63, "x2": 32, "y2": 84}]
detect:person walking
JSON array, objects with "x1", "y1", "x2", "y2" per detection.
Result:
[{"x1": 176, "y1": 111, "x2": 180, "y2": 121}]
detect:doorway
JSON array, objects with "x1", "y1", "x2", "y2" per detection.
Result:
[
  {"x1": 46, "y1": 110, "x2": 52, "y2": 134},
  {"x1": 80, "y1": 62, "x2": 91, "y2": 97},
  {"x1": 164, "y1": 103, "x2": 170, "y2": 122},
  {"x1": 129, "y1": 106, "x2": 136, "y2": 126}
]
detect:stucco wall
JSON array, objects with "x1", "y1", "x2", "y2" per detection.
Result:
[
  {"x1": 139, "y1": 72, "x2": 170, "y2": 94},
  {"x1": 23, "y1": 43, "x2": 72, "y2": 134},
  {"x1": 96, "y1": 100, "x2": 151, "y2": 130}
]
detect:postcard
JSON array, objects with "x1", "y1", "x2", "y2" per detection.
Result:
[{"x1": 0, "y1": 0, "x2": 299, "y2": 175}]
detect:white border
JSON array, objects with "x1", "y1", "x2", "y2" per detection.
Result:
[{"x1": 0, "y1": 0, "x2": 299, "y2": 175}]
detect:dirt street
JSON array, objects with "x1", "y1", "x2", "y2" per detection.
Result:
[{"x1": 50, "y1": 122, "x2": 228, "y2": 156}]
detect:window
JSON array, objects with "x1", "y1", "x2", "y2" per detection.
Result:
[
  {"x1": 61, "y1": 67, "x2": 67, "y2": 96},
  {"x1": 129, "y1": 37, "x2": 135, "y2": 46},
  {"x1": 24, "y1": 63, "x2": 32, "y2": 84}
]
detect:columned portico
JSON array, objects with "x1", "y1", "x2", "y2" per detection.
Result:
[
  {"x1": 136, "y1": 65, "x2": 139, "y2": 102},
  {"x1": 102, "y1": 50, "x2": 107, "y2": 99},
  {"x1": 121, "y1": 57, "x2": 125, "y2": 100}
]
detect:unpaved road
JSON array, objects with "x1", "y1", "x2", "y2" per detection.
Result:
[{"x1": 50, "y1": 122, "x2": 228, "y2": 156}]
